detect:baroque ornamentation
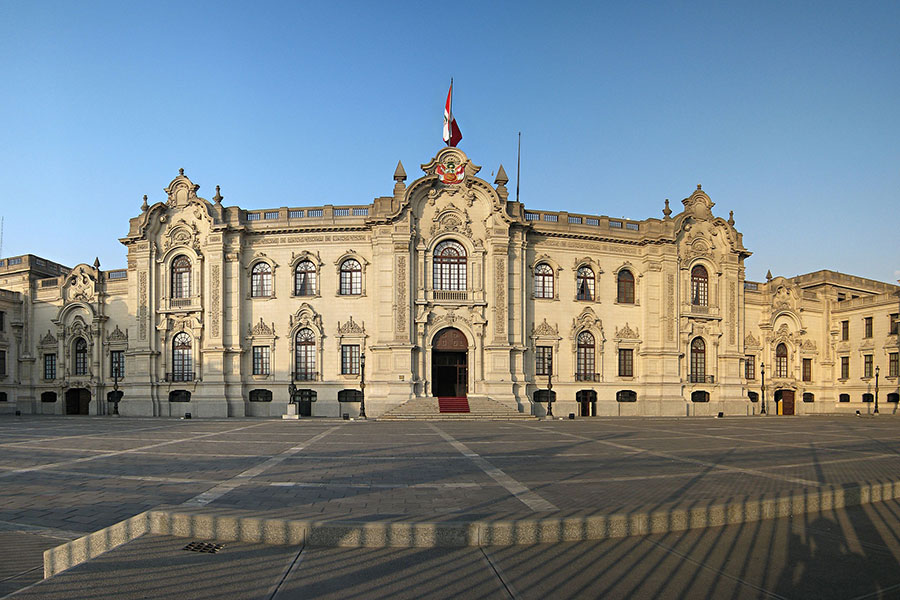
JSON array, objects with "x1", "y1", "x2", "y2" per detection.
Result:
[
  {"x1": 39, "y1": 330, "x2": 58, "y2": 347},
  {"x1": 211, "y1": 265, "x2": 221, "y2": 338},
  {"x1": 745, "y1": 332, "x2": 760, "y2": 348},
  {"x1": 64, "y1": 265, "x2": 97, "y2": 303},
  {"x1": 615, "y1": 323, "x2": 639, "y2": 339},
  {"x1": 532, "y1": 318, "x2": 559, "y2": 337},
  {"x1": 494, "y1": 258, "x2": 505, "y2": 334},
  {"x1": 250, "y1": 318, "x2": 275, "y2": 337},
  {"x1": 396, "y1": 255, "x2": 407, "y2": 334},
  {"x1": 337, "y1": 316, "x2": 365, "y2": 334},
  {"x1": 107, "y1": 325, "x2": 128, "y2": 342},
  {"x1": 139, "y1": 272, "x2": 148, "y2": 340}
]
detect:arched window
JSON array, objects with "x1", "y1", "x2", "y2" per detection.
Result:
[
  {"x1": 690, "y1": 337, "x2": 705, "y2": 383},
  {"x1": 748, "y1": 391, "x2": 759, "y2": 402},
  {"x1": 691, "y1": 265, "x2": 708, "y2": 306},
  {"x1": 251, "y1": 262, "x2": 272, "y2": 297},
  {"x1": 617, "y1": 270, "x2": 634, "y2": 304},
  {"x1": 295, "y1": 328, "x2": 316, "y2": 380},
  {"x1": 294, "y1": 260, "x2": 316, "y2": 296},
  {"x1": 576, "y1": 331, "x2": 595, "y2": 380},
  {"x1": 534, "y1": 263, "x2": 554, "y2": 299},
  {"x1": 74, "y1": 338, "x2": 88, "y2": 376},
  {"x1": 576, "y1": 267, "x2": 595, "y2": 301},
  {"x1": 775, "y1": 343, "x2": 788, "y2": 378},
  {"x1": 339, "y1": 259, "x2": 362, "y2": 295},
  {"x1": 172, "y1": 332, "x2": 192, "y2": 382},
  {"x1": 433, "y1": 241, "x2": 466, "y2": 291},
  {"x1": 691, "y1": 390, "x2": 710, "y2": 402},
  {"x1": 171, "y1": 256, "x2": 191, "y2": 299}
]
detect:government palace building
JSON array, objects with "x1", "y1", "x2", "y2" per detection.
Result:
[{"x1": 0, "y1": 146, "x2": 898, "y2": 418}]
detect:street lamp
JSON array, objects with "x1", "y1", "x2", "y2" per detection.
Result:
[
  {"x1": 760, "y1": 361, "x2": 767, "y2": 415},
  {"x1": 111, "y1": 368, "x2": 120, "y2": 415},
  {"x1": 874, "y1": 365, "x2": 880, "y2": 414},
  {"x1": 359, "y1": 351, "x2": 367, "y2": 419},
  {"x1": 546, "y1": 355, "x2": 554, "y2": 417}
]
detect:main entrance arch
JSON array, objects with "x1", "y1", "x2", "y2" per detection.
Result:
[
  {"x1": 65, "y1": 388, "x2": 91, "y2": 415},
  {"x1": 432, "y1": 328, "x2": 468, "y2": 398}
]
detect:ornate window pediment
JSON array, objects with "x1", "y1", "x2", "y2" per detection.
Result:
[
  {"x1": 615, "y1": 323, "x2": 640, "y2": 340},
  {"x1": 39, "y1": 330, "x2": 58, "y2": 348}
]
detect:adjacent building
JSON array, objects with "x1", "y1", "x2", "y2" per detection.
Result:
[{"x1": 0, "y1": 147, "x2": 897, "y2": 417}]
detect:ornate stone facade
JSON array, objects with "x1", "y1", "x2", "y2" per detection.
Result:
[{"x1": 0, "y1": 147, "x2": 898, "y2": 417}]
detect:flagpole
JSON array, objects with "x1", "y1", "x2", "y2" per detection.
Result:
[
  {"x1": 516, "y1": 132, "x2": 521, "y2": 203},
  {"x1": 447, "y1": 78, "x2": 453, "y2": 146}
]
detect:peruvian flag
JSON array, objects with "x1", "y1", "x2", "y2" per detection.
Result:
[{"x1": 443, "y1": 80, "x2": 462, "y2": 147}]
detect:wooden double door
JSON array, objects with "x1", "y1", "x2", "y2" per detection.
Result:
[{"x1": 775, "y1": 390, "x2": 795, "y2": 415}]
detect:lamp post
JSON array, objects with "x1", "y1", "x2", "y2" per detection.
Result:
[
  {"x1": 359, "y1": 351, "x2": 367, "y2": 419},
  {"x1": 546, "y1": 356, "x2": 554, "y2": 417},
  {"x1": 874, "y1": 365, "x2": 880, "y2": 414},
  {"x1": 111, "y1": 368, "x2": 120, "y2": 415},
  {"x1": 760, "y1": 361, "x2": 767, "y2": 415}
]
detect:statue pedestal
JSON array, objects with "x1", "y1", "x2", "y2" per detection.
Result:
[{"x1": 282, "y1": 403, "x2": 299, "y2": 420}]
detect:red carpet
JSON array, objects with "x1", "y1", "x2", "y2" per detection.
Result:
[{"x1": 438, "y1": 397, "x2": 470, "y2": 413}]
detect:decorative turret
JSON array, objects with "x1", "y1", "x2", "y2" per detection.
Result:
[
  {"x1": 494, "y1": 164, "x2": 509, "y2": 201},
  {"x1": 393, "y1": 160, "x2": 407, "y2": 201}
]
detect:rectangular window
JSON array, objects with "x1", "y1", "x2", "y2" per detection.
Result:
[
  {"x1": 341, "y1": 345, "x2": 360, "y2": 375},
  {"x1": 0, "y1": 311, "x2": 4, "y2": 331},
  {"x1": 890, "y1": 353, "x2": 899, "y2": 378},
  {"x1": 745, "y1": 355, "x2": 756, "y2": 380},
  {"x1": 44, "y1": 353, "x2": 57, "y2": 380},
  {"x1": 618, "y1": 348, "x2": 633, "y2": 377},
  {"x1": 802, "y1": 358, "x2": 812, "y2": 382},
  {"x1": 535, "y1": 346, "x2": 552, "y2": 376},
  {"x1": 110, "y1": 351, "x2": 125, "y2": 379},
  {"x1": 890, "y1": 314, "x2": 899, "y2": 335},
  {"x1": 252, "y1": 346, "x2": 270, "y2": 376},
  {"x1": 864, "y1": 354, "x2": 873, "y2": 378},
  {"x1": 841, "y1": 320, "x2": 849, "y2": 341},
  {"x1": 0, "y1": 350, "x2": 5, "y2": 376},
  {"x1": 864, "y1": 317, "x2": 873, "y2": 338},
  {"x1": 841, "y1": 356, "x2": 849, "y2": 379}
]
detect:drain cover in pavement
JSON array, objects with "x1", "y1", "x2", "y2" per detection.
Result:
[{"x1": 183, "y1": 541, "x2": 225, "y2": 553}]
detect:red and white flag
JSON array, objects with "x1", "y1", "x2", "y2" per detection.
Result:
[{"x1": 443, "y1": 81, "x2": 462, "y2": 147}]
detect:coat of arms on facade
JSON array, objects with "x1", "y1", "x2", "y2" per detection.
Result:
[{"x1": 436, "y1": 155, "x2": 465, "y2": 185}]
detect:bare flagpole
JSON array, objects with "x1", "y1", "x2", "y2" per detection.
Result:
[{"x1": 516, "y1": 132, "x2": 521, "y2": 203}]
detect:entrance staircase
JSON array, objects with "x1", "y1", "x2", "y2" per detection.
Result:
[{"x1": 378, "y1": 395, "x2": 535, "y2": 421}]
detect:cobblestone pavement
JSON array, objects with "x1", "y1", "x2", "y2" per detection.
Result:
[{"x1": 3, "y1": 415, "x2": 900, "y2": 536}]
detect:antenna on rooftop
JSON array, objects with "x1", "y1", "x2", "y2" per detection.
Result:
[
  {"x1": 516, "y1": 132, "x2": 521, "y2": 203},
  {"x1": 0, "y1": 216, "x2": 4, "y2": 259}
]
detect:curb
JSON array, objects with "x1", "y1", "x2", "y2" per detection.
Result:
[{"x1": 44, "y1": 479, "x2": 900, "y2": 578}]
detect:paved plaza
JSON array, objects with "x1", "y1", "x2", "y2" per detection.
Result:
[{"x1": 2, "y1": 415, "x2": 900, "y2": 598}]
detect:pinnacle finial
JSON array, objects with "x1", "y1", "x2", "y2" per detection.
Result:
[
  {"x1": 766, "y1": 269, "x2": 773, "y2": 281},
  {"x1": 662, "y1": 199, "x2": 672, "y2": 219},
  {"x1": 393, "y1": 160, "x2": 407, "y2": 182},
  {"x1": 495, "y1": 164, "x2": 509, "y2": 186},
  {"x1": 141, "y1": 194, "x2": 148, "y2": 212},
  {"x1": 179, "y1": 168, "x2": 185, "y2": 176},
  {"x1": 213, "y1": 185, "x2": 223, "y2": 204},
  {"x1": 93, "y1": 257, "x2": 101, "y2": 269},
  {"x1": 696, "y1": 183, "x2": 702, "y2": 190},
  {"x1": 728, "y1": 210, "x2": 735, "y2": 226}
]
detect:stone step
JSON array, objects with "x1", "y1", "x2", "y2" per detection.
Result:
[{"x1": 378, "y1": 396, "x2": 536, "y2": 421}]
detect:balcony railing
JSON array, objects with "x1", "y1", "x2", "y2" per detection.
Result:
[
  {"x1": 575, "y1": 373, "x2": 602, "y2": 382},
  {"x1": 691, "y1": 305, "x2": 709, "y2": 314},
  {"x1": 433, "y1": 290, "x2": 468, "y2": 301},
  {"x1": 170, "y1": 297, "x2": 194, "y2": 308},
  {"x1": 689, "y1": 374, "x2": 715, "y2": 384},
  {"x1": 166, "y1": 371, "x2": 195, "y2": 382},
  {"x1": 294, "y1": 371, "x2": 318, "y2": 382}
]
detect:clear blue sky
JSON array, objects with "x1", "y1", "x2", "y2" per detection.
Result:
[{"x1": 1, "y1": 1, "x2": 898, "y2": 284}]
